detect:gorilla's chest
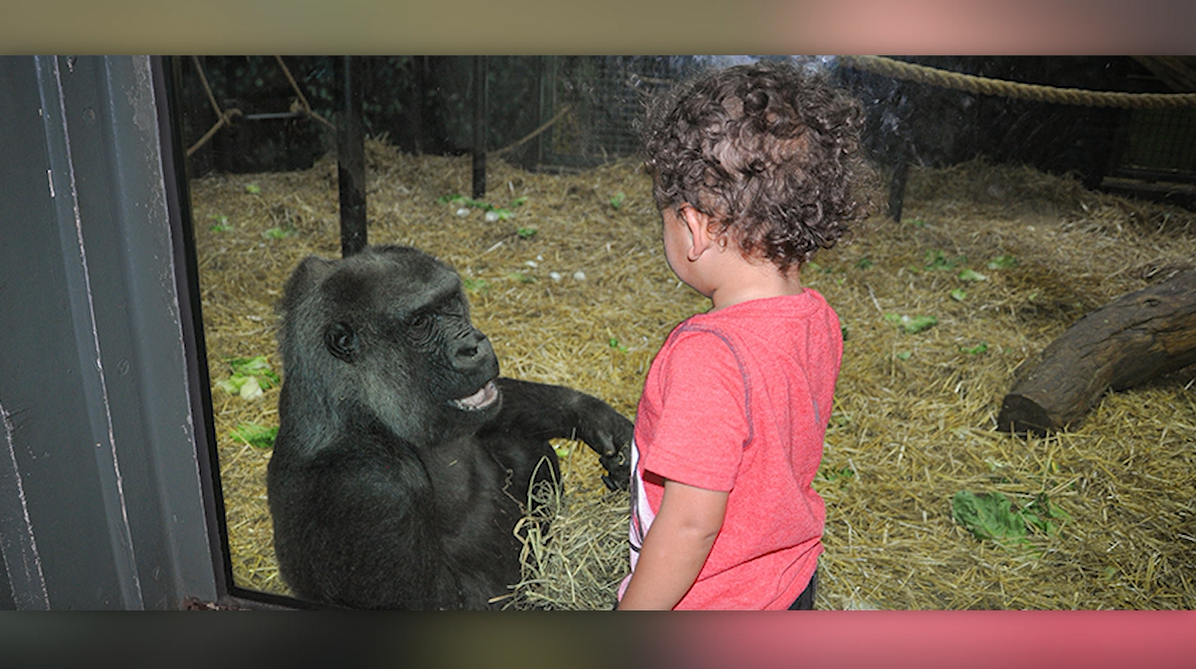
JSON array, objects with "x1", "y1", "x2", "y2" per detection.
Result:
[{"x1": 416, "y1": 436, "x2": 520, "y2": 539}]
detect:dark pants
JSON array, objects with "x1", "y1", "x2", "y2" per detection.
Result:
[{"x1": 787, "y1": 570, "x2": 818, "y2": 610}]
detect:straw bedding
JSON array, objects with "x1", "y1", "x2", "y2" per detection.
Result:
[{"x1": 190, "y1": 140, "x2": 1196, "y2": 610}]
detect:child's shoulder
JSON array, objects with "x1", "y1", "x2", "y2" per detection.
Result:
[{"x1": 674, "y1": 291, "x2": 838, "y2": 350}]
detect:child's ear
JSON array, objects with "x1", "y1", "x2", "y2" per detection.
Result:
[{"x1": 679, "y1": 204, "x2": 715, "y2": 261}]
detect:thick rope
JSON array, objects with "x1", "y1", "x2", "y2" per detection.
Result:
[
  {"x1": 186, "y1": 56, "x2": 336, "y2": 158},
  {"x1": 192, "y1": 56, "x2": 223, "y2": 120},
  {"x1": 840, "y1": 55, "x2": 1196, "y2": 109},
  {"x1": 187, "y1": 56, "x2": 243, "y2": 157},
  {"x1": 492, "y1": 104, "x2": 573, "y2": 158},
  {"x1": 274, "y1": 56, "x2": 335, "y2": 131}
]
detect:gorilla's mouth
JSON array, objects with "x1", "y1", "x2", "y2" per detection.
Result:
[{"x1": 451, "y1": 380, "x2": 499, "y2": 412}]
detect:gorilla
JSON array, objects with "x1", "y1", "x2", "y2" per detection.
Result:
[{"x1": 266, "y1": 245, "x2": 632, "y2": 610}]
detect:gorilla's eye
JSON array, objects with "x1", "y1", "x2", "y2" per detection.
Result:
[
  {"x1": 324, "y1": 322, "x2": 358, "y2": 363},
  {"x1": 408, "y1": 312, "x2": 436, "y2": 344}
]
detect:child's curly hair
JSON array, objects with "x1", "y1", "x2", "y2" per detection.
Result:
[{"x1": 642, "y1": 60, "x2": 876, "y2": 273}]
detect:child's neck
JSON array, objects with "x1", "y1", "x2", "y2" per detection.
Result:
[{"x1": 707, "y1": 263, "x2": 804, "y2": 312}]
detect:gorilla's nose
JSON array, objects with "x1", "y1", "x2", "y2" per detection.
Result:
[{"x1": 451, "y1": 330, "x2": 491, "y2": 370}]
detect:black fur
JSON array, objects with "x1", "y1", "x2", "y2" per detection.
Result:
[{"x1": 266, "y1": 245, "x2": 632, "y2": 609}]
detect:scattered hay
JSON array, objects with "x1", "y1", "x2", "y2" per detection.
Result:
[
  {"x1": 191, "y1": 141, "x2": 1196, "y2": 610},
  {"x1": 495, "y1": 451, "x2": 629, "y2": 611}
]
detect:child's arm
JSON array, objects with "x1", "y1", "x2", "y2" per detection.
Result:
[{"x1": 617, "y1": 478, "x2": 728, "y2": 610}]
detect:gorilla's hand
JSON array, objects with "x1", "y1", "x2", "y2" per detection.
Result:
[
  {"x1": 573, "y1": 397, "x2": 633, "y2": 492},
  {"x1": 487, "y1": 377, "x2": 633, "y2": 492}
]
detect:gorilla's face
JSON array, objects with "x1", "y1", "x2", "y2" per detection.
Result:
[{"x1": 291, "y1": 246, "x2": 504, "y2": 448}]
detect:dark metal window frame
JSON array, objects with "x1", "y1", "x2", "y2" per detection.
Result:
[
  {"x1": 158, "y1": 55, "x2": 317, "y2": 610},
  {"x1": 0, "y1": 55, "x2": 307, "y2": 610}
]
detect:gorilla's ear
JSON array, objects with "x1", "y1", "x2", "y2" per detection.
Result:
[
  {"x1": 283, "y1": 256, "x2": 336, "y2": 308},
  {"x1": 324, "y1": 322, "x2": 359, "y2": 363}
]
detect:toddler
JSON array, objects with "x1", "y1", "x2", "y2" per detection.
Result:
[{"x1": 617, "y1": 60, "x2": 875, "y2": 610}]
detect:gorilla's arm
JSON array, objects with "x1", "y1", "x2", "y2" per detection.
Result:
[{"x1": 486, "y1": 377, "x2": 633, "y2": 488}]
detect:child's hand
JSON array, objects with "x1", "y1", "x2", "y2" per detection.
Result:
[{"x1": 617, "y1": 479, "x2": 728, "y2": 609}]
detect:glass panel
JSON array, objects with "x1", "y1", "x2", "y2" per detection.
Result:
[{"x1": 175, "y1": 56, "x2": 1196, "y2": 610}]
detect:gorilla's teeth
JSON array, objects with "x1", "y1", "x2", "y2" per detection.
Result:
[{"x1": 453, "y1": 381, "x2": 498, "y2": 411}]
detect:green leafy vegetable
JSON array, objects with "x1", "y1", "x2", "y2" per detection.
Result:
[
  {"x1": 952, "y1": 491, "x2": 1069, "y2": 544},
  {"x1": 953, "y1": 491, "x2": 1027, "y2": 542},
  {"x1": 925, "y1": 250, "x2": 966, "y2": 271},
  {"x1": 820, "y1": 465, "x2": 856, "y2": 487},
  {"x1": 230, "y1": 422, "x2": 278, "y2": 449},
  {"x1": 516, "y1": 227, "x2": 538, "y2": 239},
  {"x1": 950, "y1": 288, "x2": 968, "y2": 302},
  {"x1": 462, "y1": 277, "x2": 490, "y2": 293},
  {"x1": 958, "y1": 268, "x2": 988, "y2": 282},
  {"x1": 245, "y1": 184, "x2": 261, "y2": 194},
  {"x1": 904, "y1": 316, "x2": 937, "y2": 333},
  {"x1": 216, "y1": 356, "x2": 281, "y2": 399},
  {"x1": 207, "y1": 214, "x2": 232, "y2": 232},
  {"x1": 227, "y1": 356, "x2": 280, "y2": 385},
  {"x1": 438, "y1": 194, "x2": 524, "y2": 217},
  {"x1": 610, "y1": 192, "x2": 626, "y2": 209},
  {"x1": 987, "y1": 255, "x2": 1018, "y2": 270},
  {"x1": 884, "y1": 313, "x2": 938, "y2": 334},
  {"x1": 960, "y1": 342, "x2": 988, "y2": 355}
]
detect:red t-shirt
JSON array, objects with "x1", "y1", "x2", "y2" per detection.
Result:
[{"x1": 620, "y1": 291, "x2": 842, "y2": 609}]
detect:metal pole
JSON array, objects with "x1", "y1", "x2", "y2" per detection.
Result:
[
  {"x1": 472, "y1": 56, "x2": 488, "y2": 200},
  {"x1": 338, "y1": 56, "x2": 367, "y2": 256},
  {"x1": 888, "y1": 143, "x2": 911, "y2": 223}
]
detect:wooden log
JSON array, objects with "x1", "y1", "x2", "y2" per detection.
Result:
[{"x1": 997, "y1": 269, "x2": 1196, "y2": 435}]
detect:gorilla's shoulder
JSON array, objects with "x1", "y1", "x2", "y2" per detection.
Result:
[{"x1": 274, "y1": 432, "x2": 432, "y2": 506}]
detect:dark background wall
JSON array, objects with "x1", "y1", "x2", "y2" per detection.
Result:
[{"x1": 175, "y1": 56, "x2": 1188, "y2": 202}]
